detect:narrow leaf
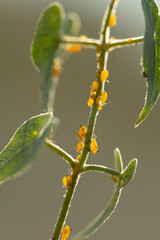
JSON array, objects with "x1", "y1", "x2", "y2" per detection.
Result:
[
  {"x1": 70, "y1": 183, "x2": 122, "y2": 240},
  {"x1": 114, "y1": 148, "x2": 123, "y2": 172},
  {"x1": 0, "y1": 113, "x2": 54, "y2": 185},
  {"x1": 71, "y1": 156, "x2": 137, "y2": 239},
  {"x1": 120, "y1": 159, "x2": 138, "y2": 188},
  {"x1": 136, "y1": 0, "x2": 160, "y2": 126}
]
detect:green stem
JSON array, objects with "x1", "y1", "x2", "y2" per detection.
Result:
[
  {"x1": 61, "y1": 35, "x2": 100, "y2": 48},
  {"x1": 51, "y1": 174, "x2": 80, "y2": 240},
  {"x1": 107, "y1": 36, "x2": 144, "y2": 51},
  {"x1": 51, "y1": 1, "x2": 119, "y2": 239},
  {"x1": 101, "y1": 0, "x2": 117, "y2": 42},
  {"x1": 79, "y1": 1, "x2": 117, "y2": 167},
  {"x1": 81, "y1": 164, "x2": 121, "y2": 177},
  {"x1": 45, "y1": 140, "x2": 75, "y2": 167}
]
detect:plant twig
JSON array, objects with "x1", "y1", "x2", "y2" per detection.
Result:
[
  {"x1": 81, "y1": 164, "x2": 121, "y2": 177},
  {"x1": 107, "y1": 36, "x2": 144, "y2": 51},
  {"x1": 101, "y1": 0, "x2": 118, "y2": 42},
  {"x1": 45, "y1": 139, "x2": 75, "y2": 167},
  {"x1": 51, "y1": 174, "x2": 79, "y2": 240},
  {"x1": 61, "y1": 36, "x2": 100, "y2": 48},
  {"x1": 51, "y1": 1, "x2": 123, "y2": 239}
]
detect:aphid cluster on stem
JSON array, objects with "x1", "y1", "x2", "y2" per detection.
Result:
[
  {"x1": 62, "y1": 175, "x2": 73, "y2": 191},
  {"x1": 76, "y1": 125, "x2": 87, "y2": 160},
  {"x1": 87, "y1": 70, "x2": 109, "y2": 111}
]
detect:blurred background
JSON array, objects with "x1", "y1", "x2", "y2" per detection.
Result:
[{"x1": 0, "y1": 0, "x2": 160, "y2": 239}]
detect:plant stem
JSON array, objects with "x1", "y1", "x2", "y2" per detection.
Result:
[
  {"x1": 81, "y1": 164, "x2": 121, "y2": 177},
  {"x1": 45, "y1": 139, "x2": 75, "y2": 167},
  {"x1": 61, "y1": 36, "x2": 100, "y2": 48},
  {"x1": 51, "y1": 174, "x2": 80, "y2": 240},
  {"x1": 101, "y1": 0, "x2": 118, "y2": 42},
  {"x1": 107, "y1": 36, "x2": 144, "y2": 51},
  {"x1": 51, "y1": 1, "x2": 119, "y2": 239},
  {"x1": 79, "y1": 1, "x2": 119, "y2": 166}
]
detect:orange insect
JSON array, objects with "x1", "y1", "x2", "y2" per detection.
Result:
[
  {"x1": 90, "y1": 138, "x2": 98, "y2": 154},
  {"x1": 78, "y1": 126, "x2": 87, "y2": 140},
  {"x1": 61, "y1": 225, "x2": 70, "y2": 240},
  {"x1": 100, "y1": 70, "x2": 109, "y2": 82},
  {"x1": 77, "y1": 142, "x2": 84, "y2": 152}
]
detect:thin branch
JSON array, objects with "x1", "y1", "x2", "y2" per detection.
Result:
[
  {"x1": 61, "y1": 36, "x2": 100, "y2": 49},
  {"x1": 81, "y1": 164, "x2": 121, "y2": 177},
  {"x1": 101, "y1": 0, "x2": 119, "y2": 42},
  {"x1": 107, "y1": 36, "x2": 144, "y2": 51},
  {"x1": 45, "y1": 139, "x2": 75, "y2": 167}
]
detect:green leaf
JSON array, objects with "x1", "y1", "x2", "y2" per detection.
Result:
[
  {"x1": 135, "y1": 0, "x2": 160, "y2": 127},
  {"x1": 45, "y1": 11, "x2": 81, "y2": 111},
  {"x1": 120, "y1": 159, "x2": 138, "y2": 188},
  {"x1": 114, "y1": 148, "x2": 123, "y2": 172},
  {"x1": 70, "y1": 183, "x2": 122, "y2": 240},
  {"x1": 31, "y1": 3, "x2": 81, "y2": 112},
  {"x1": 31, "y1": 2, "x2": 65, "y2": 112},
  {"x1": 0, "y1": 113, "x2": 55, "y2": 185}
]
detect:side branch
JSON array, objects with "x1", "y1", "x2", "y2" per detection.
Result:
[
  {"x1": 81, "y1": 164, "x2": 121, "y2": 177},
  {"x1": 101, "y1": 0, "x2": 119, "y2": 42},
  {"x1": 61, "y1": 36, "x2": 100, "y2": 48},
  {"x1": 45, "y1": 139, "x2": 75, "y2": 166},
  {"x1": 107, "y1": 36, "x2": 144, "y2": 51}
]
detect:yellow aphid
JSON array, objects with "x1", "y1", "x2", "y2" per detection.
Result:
[
  {"x1": 62, "y1": 176, "x2": 67, "y2": 187},
  {"x1": 87, "y1": 97, "x2": 94, "y2": 107},
  {"x1": 52, "y1": 58, "x2": 61, "y2": 76},
  {"x1": 89, "y1": 89, "x2": 96, "y2": 99},
  {"x1": 90, "y1": 138, "x2": 98, "y2": 154},
  {"x1": 110, "y1": 176, "x2": 118, "y2": 183},
  {"x1": 101, "y1": 91, "x2": 108, "y2": 104},
  {"x1": 98, "y1": 103, "x2": 103, "y2": 111},
  {"x1": 80, "y1": 34, "x2": 87, "y2": 38},
  {"x1": 92, "y1": 81, "x2": 99, "y2": 91},
  {"x1": 61, "y1": 225, "x2": 70, "y2": 240},
  {"x1": 96, "y1": 96, "x2": 101, "y2": 105},
  {"x1": 66, "y1": 44, "x2": 81, "y2": 53},
  {"x1": 77, "y1": 154, "x2": 82, "y2": 161},
  {"x1": 100, "y1": 70, "x2": 109, "y2": 82},
  {"x1": 78, "y1": 126, "x2": 87, "y2": 140},
  {"x1": 77, "y1": 142, "x2": 84, "y2": 152},
  {"x1": 109, "y1": 15, "x2": 117, "y2": 26},
  {"x1": 67, "y1": 175, "x2": 73, "y2": 185},
  {"x1": 110, "y1": 37, "x2": 115, "y2": 41},
  {"x1": 45, "y1": 137, "x2": 52, "y2": 143},
  {"x1": 127, "y1": 38, "x2": 133, "y2": 43}
]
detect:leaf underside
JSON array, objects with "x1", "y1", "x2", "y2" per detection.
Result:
[{"x1": 136, "y1": 0, "x2": 160, "y2": 127}]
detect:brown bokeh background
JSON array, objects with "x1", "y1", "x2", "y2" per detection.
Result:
[{"x1": 0, "y1": 0, "x2": 160, "y2": 239}]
